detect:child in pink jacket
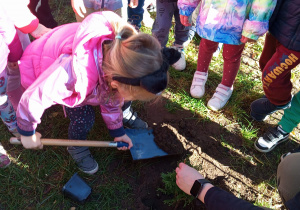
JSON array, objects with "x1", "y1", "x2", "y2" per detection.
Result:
[
  {"x1": 0, "y1": 0, "x2": 50, "y2": 168},
  {"x1": 15, "y1": 11, "x2": 180, "y2": 174}
]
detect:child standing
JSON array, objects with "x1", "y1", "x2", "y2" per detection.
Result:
[
  {"x1": 179, "y1": 0, "x2": 276, "y2": 110},
  {"x1": 152, "y1": 0, "x2": 191, "y2": 71},
  {"x1": 250, "y1": 0, "x2": 300, "y2": 153},
  {"x1": 15, "y1": 11, "x2": 180, "y2": 174},
  {"x1": 72, "y1": 0, "x2": 149, "y2": 129},
  {"x1": 250, "y1": 0, "x2": 300, "y2": 122},
  {"x1": 0, "y1": 0, "x2": 50, "y2": 168}
]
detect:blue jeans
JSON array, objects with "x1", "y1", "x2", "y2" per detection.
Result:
[{"x1": 127, "y1": 0, "x2": 145, "y2": 28}]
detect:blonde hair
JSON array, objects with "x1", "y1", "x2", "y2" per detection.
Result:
[{"x1": 102, "y1": 19, "x2": 164, "y2": 101}]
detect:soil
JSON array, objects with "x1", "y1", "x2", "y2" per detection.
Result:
[{"x1": 113, "y1": 95, "x2": 297, "y2": 210}]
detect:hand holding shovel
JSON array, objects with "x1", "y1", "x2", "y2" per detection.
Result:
[{"x1": 11, "y1": 129, "x2": 171, "y2": 160}]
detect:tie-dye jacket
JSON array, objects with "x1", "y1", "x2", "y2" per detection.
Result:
[{"x1": 178, "y1": 0, "x2": 277, "y2": 45}]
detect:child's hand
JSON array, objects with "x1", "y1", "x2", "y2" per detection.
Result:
[
  {"x1": 30, "y1": 24, "x2": 51, "y2": 39},
  {"x1": 240, "y1": 35, "x2": 256, "y2": 43},
  {"x1": 175, "y1": 162, "x2": 205, "y2": 195},
  {"x1": 71, "y1": 0, "x2": 87, "y2": 18},
  {"x1": 114, "y1": 134, "x2": 133, "y2": 150},
  {"x1": 180, "y1": 15, "x2": 191, "y2": 26},
  {"x1": 129, "y1": 0, "x2": 138, "y2": 8},
  {"x1": 21, "y1": 132, "x2": 43, "y2": 149}
]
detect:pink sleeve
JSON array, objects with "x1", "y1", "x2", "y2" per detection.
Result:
[
  {"x1": 7, "y1": 32, "x2": 23, "y2": 62},
  {"x1": 17, "y1": 55, "x2": 75, "y2": 135}
]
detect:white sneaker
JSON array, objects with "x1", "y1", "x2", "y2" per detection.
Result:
[
  {"x1": 207, "y1": 84, "x2": 233, "y2": 111},
  {"x1": 171, "y1": 44, "x2": 186, "y2": 71},
  {"x1": 190, "y1": 71, "x2": 208, "y2": 98}
]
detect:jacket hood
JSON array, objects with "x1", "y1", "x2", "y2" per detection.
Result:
[{"x1": 71, "y1": 11, "x2": 119, "y2": 105}]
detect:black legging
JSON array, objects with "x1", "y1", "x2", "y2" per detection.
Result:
[{"x1": 65, "y1": 105, "x2": 95, "y2": 140}]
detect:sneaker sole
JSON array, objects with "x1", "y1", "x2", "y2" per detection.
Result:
[
  {"x1": 81, "y1": 162, "x2": 99, "y2": 175},
  {"x1": 250, "y1": 110, "x2": 272, "y2": 122},
  {"x1": 254, "y1": 137, "x2": 289, "y2": 153}
]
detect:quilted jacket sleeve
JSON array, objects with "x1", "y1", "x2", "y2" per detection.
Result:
[{"x1": 17, "y1": 55, "x2": 75, "y2": 136}]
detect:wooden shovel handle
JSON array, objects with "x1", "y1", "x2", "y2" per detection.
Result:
[{"x1": 10, "y1": 137, "x2": 129, "y2": 148}]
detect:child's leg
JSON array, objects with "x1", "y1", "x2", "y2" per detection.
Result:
[
  {"x1": 221, "y1": 43, "x2": 245, "y2": 87},
  {"x1": 151, "y1": 0, "x2": 174, "y2": 47},
  {"x1": 262, "y1": 44, "x2": 300, "y2": 106},
  {"x1": 173, "y1": 4, "x2": 190, "y2": 46},
  {"x1": 206, "y1": 43, "x2": 244, "y2": 111},
  {"x1": 65, "y1": 105, "x2": 98, "y2": 175},
  {"x1": 122, "y1": 101, "x2": 148, "y2": 129},
  {"x1": 0, "y1": 69, "x2": 18, "y2": 135},
  {"x1": 196, "y1": 38, "x2": 219, "y2": 72},
  {"x1": 259, "y1": 32, "x2": 278, "y2": 71},
  {"x1": 279, "y1": 91, "x2": 300, "y2": 133},
  {"x1": 190, "y1": 39, "x2": 218, "y2": 98},
  {"x1": 127, "y1": 0, "x2": 145, "y2": 29},
  {"x1": 6, "y1": 63, "x2": 23, "y2": 112}
]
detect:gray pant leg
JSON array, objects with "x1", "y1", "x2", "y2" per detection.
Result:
[
  {"x1": 151, "y1": 0, "x2": 174, "y2": 47},
  {"x1": 174, "y1": 4, "x2": 191, "y2": 46}
]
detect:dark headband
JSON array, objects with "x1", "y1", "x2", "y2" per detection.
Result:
[{"x1": 112, "y1": 47, "x2": 181, "y2": 95}]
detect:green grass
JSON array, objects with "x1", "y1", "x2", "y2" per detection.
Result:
[{"x1": 158, "y1": 171, "x2": 194, "y2": 207}]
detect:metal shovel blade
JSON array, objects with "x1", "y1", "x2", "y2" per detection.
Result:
[{"x1": 125, "y1": 128, "x2": 169, "y2": 160}]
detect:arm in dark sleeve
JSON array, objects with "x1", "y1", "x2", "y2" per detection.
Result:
[
  {"x1": 204, "y1": 187, "x2": 263, "y2": 210},
  {"x1": 285, "y1": 191, "x2": 300, "y2": 210}
]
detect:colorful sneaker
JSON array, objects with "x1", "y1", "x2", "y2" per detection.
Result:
[
  {"x1": 67, "y1": 146, "x2": 99, "y2": 175},
  {"x1": 190, "y1": 71, "x2": 208, "y2": 98},
  {"x1": 254, "y1": 126, "x2": 289, "y2": 153},
  {"x1": 171, "y1": 44, "x2": 186, "y2": 71},
  {"x1": 123, "y1": 107, "x2": 148, "y2": 129},
  {"x1": 0, "y1": 143, "x2": 11, "y2": 168},
  {"x1": 207, "y1": 84, "x2": 233, "y2": 111},
  {"x1": 250, "y1": 97, "x2": 291, "y2": 121}
]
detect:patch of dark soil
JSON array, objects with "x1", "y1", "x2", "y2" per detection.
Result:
[
  {"x1": 128, "y1": 96, "x2": 288, "y2": 208},
  {"x1": 153, "y1": 123, "x2": 186, "y2": 155}
]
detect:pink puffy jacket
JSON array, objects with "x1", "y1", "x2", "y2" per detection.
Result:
[{"x1": 17, "y1": 12, "x2": 125, "y2": 137}]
